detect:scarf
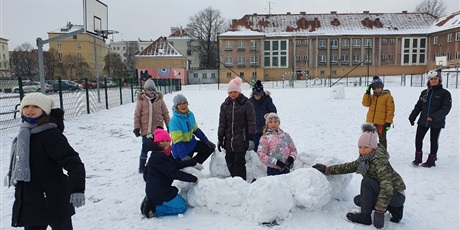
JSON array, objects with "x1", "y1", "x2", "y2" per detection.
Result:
[
  {"x1": 6, "y1": 122, "x2": 57, "y2": 187},
  {"x1": 356, "y1": 151, "x2": 375, "y2": 175}
]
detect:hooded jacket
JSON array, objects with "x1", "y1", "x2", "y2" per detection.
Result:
[
  {"x1": 134, "y1": 91, "x2": 170, "y2": 136},
  {"x1": 249, "y1": 91, "x2": 277, "y2": 133},
  {"x1": 409, "y1": 84, "x2": 452, "y2": 128},
  {"x1": 362, "y1": 89, "x2": 395, "y2": 125},
  {"x1": 257, "y1": 127, "x2": 297, "y2": 169}
]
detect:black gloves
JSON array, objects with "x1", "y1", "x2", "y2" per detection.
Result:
[
  {"x1": 385, "y1": 123, "x2": 391, "y2": 131},
  {"x1": 204, "y1": 140, "x2": 216, "y2": 151},
  {"x1": 409, "y1": 119, "x2": 415, "y2": 126},
  {"x1": 285, "y1": 156, "x2": 295, "y2": 169},
  {"x1": 373, "y1": 211, "x2": 385, "y2": 229},
  {"x1": 276, "y1": 160, "x2": 286, "y2": 169},
  {"x1": 365, "y1": 84, "x2": 372, "y2": 94},
  {"x1": 312, "y1": 163, "x2": 327, "y2": 174},
  {"x1": 217, "y1": 140, "x2": 225, "y2": 152},
  {"x1": 133, "y1": 128, "x2": 141, "y2": 137}
]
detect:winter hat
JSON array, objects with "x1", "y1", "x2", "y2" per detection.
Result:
[
  {"x1": 154, "y1": 128, "x2": 171, "y2": 142},
  {"x1": 227, "y1": 77, "x2": 243, "y2": 93},
  {"x1": 252, "y1": 80, "x2": 264, "y2": 95},
  {"x1": 20, "y1": 92, "x2": 55, "y2": 115},
  {"x1": 264, "y1": 112, "x2": 280, "y2": 125},
  {"x1": 358, "y1": 123, "x2": 378, "y2": 149},
  {"x1": 144, "y1": 79, "x2": 157, "y2": 91},
  {"x1": 173, "y1": 94, "x2": 188, "y2": 108},
  {"x1": 426, "y1": 69, "x2": 442, "y2": 82},
  {"x1": 371, "y1": 76, "x2": 384, "y2": 89}
]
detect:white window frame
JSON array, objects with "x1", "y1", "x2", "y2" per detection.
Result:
[
  {"x1": 57, "y1": 44, "x2": 62, "y2": 49},
  {"x1": 330, "y1": 39, "x2": 338, "y2": 49},
  {"x1": 303, "y1": 40, "x2": 309, "y2": 46},
  {"x1": 225, "y1": 56, "x2": 233, "y2": 66},
  {"x1": 303, "y1": 55, "x2": 308, "y2": 61},
  {"x1": 318, "y1": 55, "x2": 326, "y2": 63},
  {"x1": 237, "y1": 56, "x2": 246, "y2": 66},
  {"x1": 225, "y1": 41, "x2": 233, "y2": 50},
  {"x1": 341, "y1": 39, "x2": 349, "y2": 48},
  {"x1": 76, "y1": 44, "x2": 81, "y2": 49},
  {"x1": 341, "y1": 54, "x2": 349, "y2": 63},
  {"x1": 456, "y1": 32, "x2": 460, "y2": 41},
  {"x1": 364, "y1": 39, "x2": 372, "y2": 48},
  {"x1": 433, "y1": 36, "x2": 438, "y2": 45},
  {"x1": 401, "y1": 37, "x2": 427, "y2": 65},
  {"x1": 352, "y1": 54, "x2": 360, "y2": 63},
  {"x1": 263, "y1": 40, "x2": 288, "y2": 68},
  {"x1": 381, "y1": 38, "x2": 388, "y2": 44},
  {"x1": 352, "y1": 39, "x2": 361, "y2": 48},
  {"x1": 389, "y1": 38, "x2": 395, "y2": 44},
  {"x1": 250, "y1": 40, "x2": 258, "y2": 50},
  {"x1": 318, "y1": 39, "x2": 326, "y2": 49},
  {"x1": 389, "y1": 54, "x2": 395, "y2": 59},
  {"x1": 447, "y1": 34, "x2": 452, "y2": 42},
  {"x1": 381, "y1": 54, "x2": 387, "y2": 59},
  {"x1": 237, "y1": 40, "x2": 245, "y2": 50}
]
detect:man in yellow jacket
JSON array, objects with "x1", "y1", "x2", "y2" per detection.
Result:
[{"x1": 362, "y1": 76, "x2": 395, "y2": 150}]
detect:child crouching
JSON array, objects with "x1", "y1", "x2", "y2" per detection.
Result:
[{"x1": 141, "y1": 128, "x2": 198, "y2": 218}]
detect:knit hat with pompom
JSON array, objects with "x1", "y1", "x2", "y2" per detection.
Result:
[
  {"x1": 20, "y1": 92, "x2": 55, "y2": 115},
  {"x1": 357, "y1": 123, "x2": 378, "y2": 149},
  {"x1": 227, "y1": 77, "x2": 243, "y2": 93}
]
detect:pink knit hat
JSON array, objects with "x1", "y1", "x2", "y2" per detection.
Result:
[
  {"x1": 154, "y1": 128, "x2": 171, "y2": 143},
  {"x1": 264, "y1": 112, "x2": 280, "y2": 125},
  {"x1": 357, "y1": 124, "x2": 378, "y2": 149},
  {"x1": 227, "y1": 77, "x2": 243, "y2": 93}
]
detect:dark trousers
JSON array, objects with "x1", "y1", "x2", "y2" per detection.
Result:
[
  {"x1": 225, "y1": 150, "x2": 247, "y2": 180},
  {"x1": 253, "y1": 132, "x2": 263, "y2": 152},
  {"x1": 267, "y1": 167, "x2": 290, "y2": 176},
  {"x1": 139, "y1": 135, "x2": 154, "y2": 169},
  {"x1": 415, "y1": 125, "x2": 442, "y2": 155},
  {"x1": 357, "y1": 177, "x2": 405, "y2": 215},
  {"x1": 24, "y1": 218, "x2": 73, "y2": 230},
  {"x1": 374, "y1": 124, "x2": 388, "y2": 150},
  {"x1": 188, "y1": 141, "x2": 214, "y2": 164}
]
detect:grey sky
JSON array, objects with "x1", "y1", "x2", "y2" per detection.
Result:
[{"x1": 1, "y1": 0, "x2": 459, "y2": 50}]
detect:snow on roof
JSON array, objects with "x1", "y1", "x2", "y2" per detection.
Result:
[
  {"x1": 48, "y1": 22, "x2": 84, "y2": 34},
  {"x1": 221, "y1": 12, "x2": 439, "y2": 37},
  {"x1": 429, "y1": 11, "x2": 460, "y2": 33},
  {"x1": 136, "y1": 36, "x2": 183, "y2": 57}
]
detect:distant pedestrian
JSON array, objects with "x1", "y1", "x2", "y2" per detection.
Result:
[
  {"x1": 409, "y1": 69, "x2": 452, "y2": 167},
  {"x1": 257, "y1": 113, "x2": 297, "y2": 176},
  {"x1": 249, "y1": 80, "x2": 277, "y2": 152},
  {"x1": 7, "y1": 93, "x2": 86, "y2": 229},
  {"x1": 133, "y1": 79, "x2": 170, "y2": 173},
  {"x1": 218, "y1": 77, "x2": 256, "y2": 181},
  {"x1": 362, "y1": 76, "x2": 395, "y2": 150}
]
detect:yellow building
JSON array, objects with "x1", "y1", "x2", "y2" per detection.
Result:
[{"x1": 48, "y1": 22, "x2": 108, "y2": 80}]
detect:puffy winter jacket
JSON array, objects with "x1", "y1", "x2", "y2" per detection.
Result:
[
  {"x1": 409, "y1": 84, "x2": 452, "y2": 128},
  {"x1": 257, "y1": 127, "x2": 297, "y2": 169},
  {"x1": 249, "y1": 91, "x2": 277, "y2": 133},
  {"x1": 362, "y1": 90, "x2": 395, "y2": 125},
  {"x1": 134, "y1": 92, "x2": 170, "y2": 136}
]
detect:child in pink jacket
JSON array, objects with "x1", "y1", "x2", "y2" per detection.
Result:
[{"x1": 257, "y1": 113, "x2": 297, "y2": 176}]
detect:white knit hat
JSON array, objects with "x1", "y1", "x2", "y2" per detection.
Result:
[
  {"x1": 227, "y1": 77, "x2": 242, "y2": 93},
  {"x1": 20, "y1": 93, "x2": 55, "y2": 115}
]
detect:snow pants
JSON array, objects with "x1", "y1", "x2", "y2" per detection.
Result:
[
  {"x1": 357, "y1": 177, "x2": 405, "y2": 215},
  {"x1": 156, "y1": 195, "x2": 187, "y2": 217}
]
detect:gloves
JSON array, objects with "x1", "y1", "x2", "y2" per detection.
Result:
[
  {"x1": 276, "y1": 160, "x2": 286, "y2": 169},
  {"x1": 204, "y1": 140, "x2": 216, "y2": 151},
  {"x1": 217, "y1": 141, "x2": 225, "y2": 152},
  {"x1": 285, "y1": 156, "x2": 295, "y2": 169},
  {"x1": 385, "y1": 123, "x2": 391, "y2": 131},
  {"x1": 409, "y1": 119, "x2": 415, "y2": 126},
  {"x1": 194, "y1": 163, "x2": 204, "y2": 170},
  {"x1": 133, "y1": 128, "x2": 141, "y2": 137},
  {"x1": 366, "y1": 84, "x2": 372, "y2": 94},
  {"x1": 70, "y1": 193, "x2": 85, "y2": 208},
  {"x1": 373, "y1": 210, "x2": 385, "y2": 229},
  {"x1": 312, "y1": 163, "x2": 327, "y2": 174},
  {"x1": 247, "y1": 140, "x2": 255, "y2": 151}
]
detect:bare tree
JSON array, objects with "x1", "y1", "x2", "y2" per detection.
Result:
[
  {"x1": 415, "y1": 0, "x2": 447, "y2": 17},
  {"x1": 187, "y1": 6, "x2": 228, "y2": 69},
  {"x1": 61, "y1": 54, "x2": 91, "y2": 79},
  {"x1": 10, "y1": 42, "x2": 38, "y2": 80},
  {"x1": 43, "y1": 48, "x2": 62, "y2": 80},
  {"x1": 103, "y1": 52, "x2": 126, "y2": 78}
]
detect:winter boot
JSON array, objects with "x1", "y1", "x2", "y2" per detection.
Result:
[
  {"x1": 412, "y1": 151, "x2": 423, "y2": 166},
  {"x1": 387, "y1": 205, "x2": 404, "y2": 223},
  {"x1": 421, "y1": 154, "x2": 436, "y2": 168},
  {"x1": 346, "y1": 212, "x2": 372, "y2": 225}
]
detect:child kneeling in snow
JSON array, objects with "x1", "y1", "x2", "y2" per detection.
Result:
[
  {"x1": 141, "y1": 128, "x2": 199, "y2": 218},
  {"x1": 257, "y1": 113, "x2": 297, "y2": 176},
  {"x1": 312, "y1": 123, "x2": 406, "y2": 229}
]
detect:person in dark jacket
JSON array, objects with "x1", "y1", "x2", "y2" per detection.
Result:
[
  {"x1": 409, "y1": 69, "x2": 452, "y2": 167},
  {"x1": 313, "y1": 124, "x2": 406, "y2": 229},
  {"x1": 7, "y1": 92, "x2": 86, "y2": 229},
  {"x1": 217, "y1": 77, "x2": 256, "y2": 181},
  {"x1": 249, "y1": 80, "x2": 277, "y2": 152},
  {"x1": 141, "y1": 128, "x2": 198, "y2": 218}
]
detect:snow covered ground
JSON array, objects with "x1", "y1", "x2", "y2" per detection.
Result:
[{"x1": 1, "y1": 79, "x2": 458, "y2": 230}]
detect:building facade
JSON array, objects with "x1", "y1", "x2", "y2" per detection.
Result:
[
  {"x1": 0, "y1": 37, "x2": 11, "y2": 78},
  {"x1": 218, "y1": 11, "x2": 460, "y2": 83}
]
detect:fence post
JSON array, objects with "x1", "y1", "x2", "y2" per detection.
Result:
[
  {"x1": 58, "y1": 77, "x2": 64, "y2": 110},
  {"x1": 104, "y1": 77, "x2": 108, "y2": 109},
  {"x1": 130, "y1": 77, "x2": 134, "y2": 103},
  {"x1": 85, "y1": 78, "x2": 90, "y2": 114},
  {"x1": 18, "y1": 76, "x2": 24, "y2": 100},
  {"x1": 119, "y1": 78, "x2": 123, "y2": 105}
]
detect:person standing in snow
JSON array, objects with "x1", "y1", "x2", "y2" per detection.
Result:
[
  {"x1": 249, "y1": 80, "x2": 277, "y2": 152},
  {"x1": 257, "y1": 113, "x2": 297, "y2": 176},
  {"x1": 362, "y1": 76, "x2": 395, "y2": 150},
  {"x1": 169, "y1": 94, "x2": 215, "y2": 168},
  {"x1": 312, "y1": 123, "x2": 406, "y2": 229},
  {"x1": 7, "y1": 93, "x2": 86, "y2": 229},
  {"x1": 133, "y1": 79, "x2": 170, "y2": 173},
  {"x1": 217, "y1": 77, "x2": 256, "y2": 181},
  {"x1": 141, "y1": 128, "x2": 199, "y2": 218},
  {"x1": 409, "y1": 69, "x2": 452, "y2": 167}
]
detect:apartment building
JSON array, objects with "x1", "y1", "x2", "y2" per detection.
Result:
[
  {"x1": 0, "y1": 37, "x2": 11, "y2": 78},
  {"x1": 218, "y1": 11, "x2": 460, "y2": 83}
]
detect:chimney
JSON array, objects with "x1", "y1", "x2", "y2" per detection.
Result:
[
  {"x1": 313, "y1": 18, "x2": 321, "y2": 28},
  {"x1": 300, "y1": 11, "x2": 306, "y2": 15},
  {"x1": 402, "y1": 10, "x2": 408, "y2": 13},
  {"x1": 253, "y1": 13, "x2": 258, "y2": 16},
  {"x1": 331, "y1": 11, "x2": 337, "y2": 14},
  {"x1": 363, "y1": 11, "x2": 370, "y2": 14},
  {"x1": 287, "y1": 12, "x2": 291, "y2": 15}
]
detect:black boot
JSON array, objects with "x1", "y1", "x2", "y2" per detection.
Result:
[
  {"x1": 421, "y1": 154, "x2": 436, "y2": 168},
  {"x1": 387, "y1": 205, "x2": 404, "y2": 223},
  {"x1": 346, "y1": 212, "x2": 372, "y2": 225},
  {"x1": 412, "y1": 151, "x2": 423, "y2": 166}
]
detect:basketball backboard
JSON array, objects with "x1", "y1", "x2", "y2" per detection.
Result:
[
  {"x1": 83, "y1": 0, "x2": 108, "y2": 37},
  {"x1": 435, "y1": 56, "x2": 447, "y2": 67}
]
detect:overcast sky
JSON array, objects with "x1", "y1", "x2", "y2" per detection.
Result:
[{"x1": 1, "y1": 0, "x2": 459, "y2": 50}]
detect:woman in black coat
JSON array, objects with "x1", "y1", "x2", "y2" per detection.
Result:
[
  {"x1": 7, "y1": 93, "x2": 85, "y2": 229},
  {"x1": 409, "y1": 70, "x2": 452, "y2": 167}
]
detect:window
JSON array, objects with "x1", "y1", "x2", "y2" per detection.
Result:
[
  {"x1": 352, "y1": 39, "x2": 361, "y2": 48},
  {"x1": 76, "y1": 53, "x2": 82, "y2": 58},
  {"x1": 250, "y1": 56, "x2": 258, "y2": 66},
  {"x1": 303, "y1": 55, "x2": 308, "y2": 61},
  {"x1": 303, "y1": 40, "x2": 309, "y2": 46},
  {"x1": 456, "y1": 32, "x2": 460, "y2": 41},
  {"x1": 296, "y1": 40, "x2": 302, "y2": 46},
  {"x1": 389, "y1": 38, "x2": 395, "y2": 44},
  {"x1": 58, "y1": 53, "x2": 62, "y2": 58},
  {"x1": 402, "y1": 37, "x2": 427, "y2": 65},
  {"x1": 226, "y1": 72, "x2": 232, "y2": 78},
  {"x1": 117, "y1": 47, "x2": 120, "y2": 50},
  {"x1": 456, "y1": 51, "x2": 460, "y2": 60},
  {"x1": 332, "y1": 70, "x2": 337, "y2": 75},
  {"x1": 364, "y1": 39, "x2": 372, "y2": 48},
  {"x1": 331, "y1": 55, "x2": 338, "y2": 63},
  {"x1": 330, "y1": 39, "x2": 338, "y2": 49},
  {"x1": 202, "y1": 73, "x2": 208, "y2": 79},
  {"x1": 112, "y1": 47, "x2": 116, "y2": 50},
  {"x1": 225, "y1": 41, "x2": 233, "y2": 50},
  {"x1": 76, "y1": 44, "x2": 81, "y2": 49},
  {"x1": 296, "y1": 55, "x2": 301, "y2": 61},
  {"x1": 240, "y1": 72, "x2": 244, "y2": 77},
  {"x1": 211, "y1": 73, "x2": 216, "y2": 79},
  {"x1": 447, "y1": 52, "x2": 451, "y2": 60},
  {"x1": 193, "y1": 73, "x2": 198, "y2": 78},
  {"x1": 364, "y1": 54, "x2": 371, "y2": 63},
  {"x1": 447, "y1": 34, "x2": 452, "y2": 42},
  {"x1": 225, "y1": 56, "x2": 233, "y2": 66},
  {"x1": 389, "y1": 54, "x2": 395, "y2": 59},
  {"x1": 381, "y1": 38, "x2": 388, "y2": 44},
  {"x1": 352, "y1": 54, "x2": 360, "y2": 63},
  {"x1": 341, "y1": 39, "x2": 349, "y2": 48},
  {"x1": 381, "y1": 54, "x2": 387, "y2": 59},
  {"x1": 320, "y1": 70, "x2": 325, "y2": 76},
  {"x1": 187, "y1": 50, "x2": 192, "y2": 56},
  {"x1": 250, "y1": 40, "x2": 258, "y2": 50},
  {"x1": 238, "y1": 56, "x2": 246, "y2": 66},
  {"x1": 57, "y1": 44, "x2": 62, "y2": 49},
  {"x1": 341, "y1": 54, "x2": 349, "y2": 63},
  {"x1": 433, "y1": 36, "x2": 438, "y2": 45},
  {"x1": 123, "y1": 47, "x2": 126, "y2": 50},
  {"x1": 318, "y1": 55, "x2": 326, "y2": 63},
  {"x1": 263, "y1": 40, "x2": 288, "y2": 68},
  {"x1": 318, "y1": 39, "x2": 326, "y2": 49},
  {"x1": 73, "y1": 35, "x2": 77, "y2": 39},
  {"x1": 238, "y1": 40, "x2": 245, "y2": 50}
]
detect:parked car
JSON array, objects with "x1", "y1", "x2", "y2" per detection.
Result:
[
  {"x1": 75, "y1": 80, "x2": 98, "y2": 89},
  {"x1": 49, "y1": 80, "x2": 81, "y2": 91},
  {"x1": 13, "y1": 81, "x2": 52, "y2": 93},
  {"x1": 105, "y1": 80, "x2": 118, "y2": 88}
]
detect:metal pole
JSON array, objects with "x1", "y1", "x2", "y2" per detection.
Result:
[
  {"x1": 37, "y1": 38, "x2": 46, "y2": 94},
  {"x1": 93, "y1": 36, "x2": 101, "y2": 103}
]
